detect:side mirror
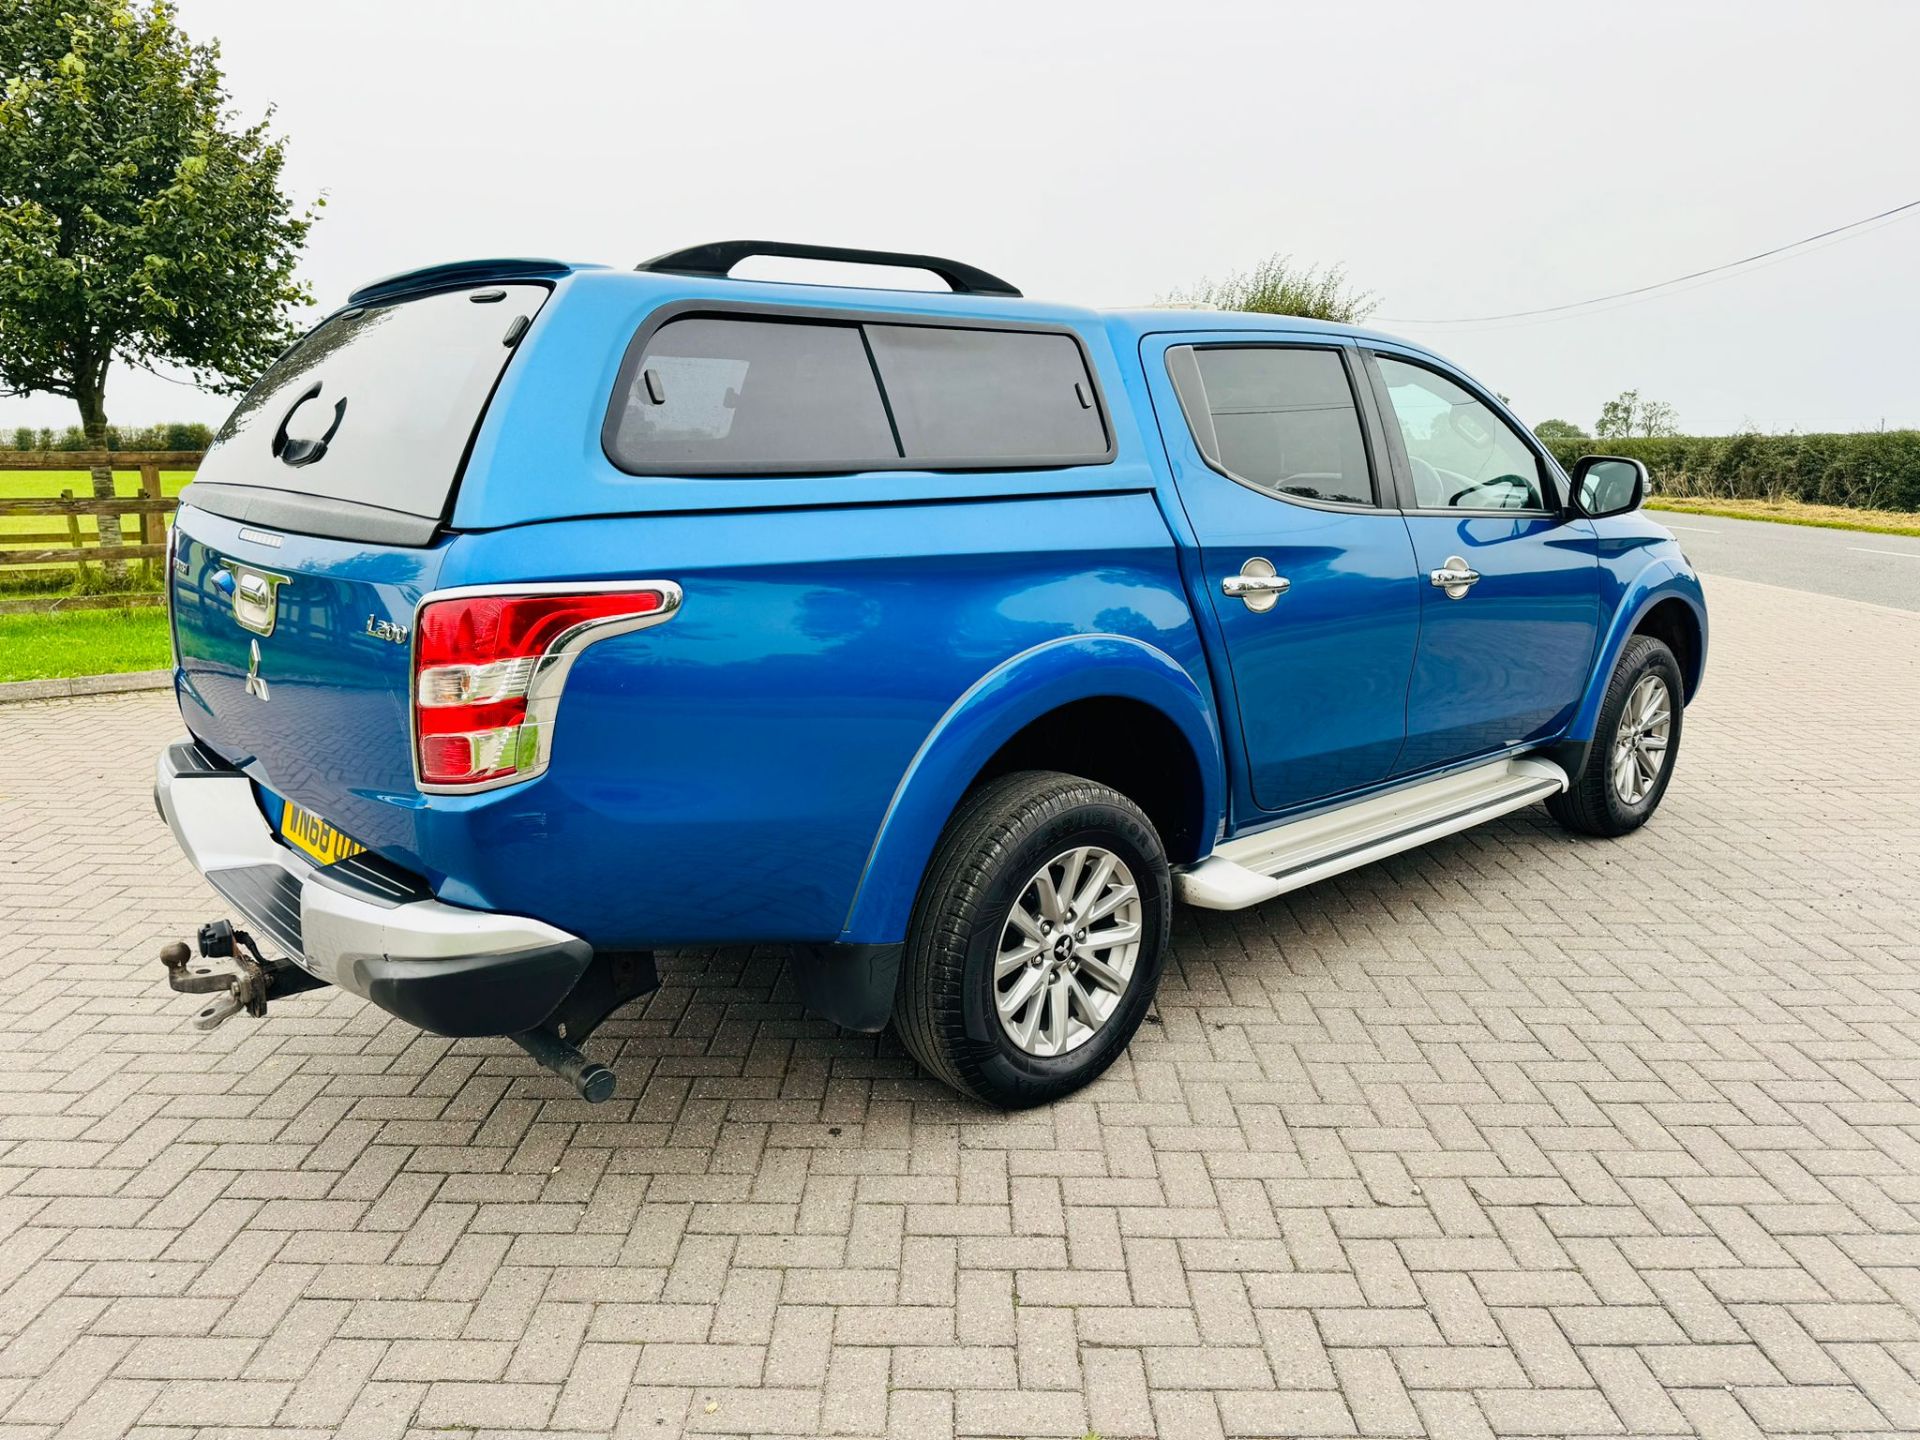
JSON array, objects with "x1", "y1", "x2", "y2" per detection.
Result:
[{"x1": 1570, "y1": 455, "x2": 1647, "y2": 518}]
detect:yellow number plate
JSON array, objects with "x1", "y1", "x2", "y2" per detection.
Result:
[{"x1": 279, "y1": 800, "x2": 367, "y2": 866}]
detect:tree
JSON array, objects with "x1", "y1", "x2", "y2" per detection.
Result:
[
  {"x1": 1533, "y1": 418, "x2": 1588, "y2": 443},
  {"x1": 1167, "y1": 253, "x2": 1379, "y2": 324},
  {"x1": 1595, "y1": 390, "x2": 1680, "y2": 440},
  {"x1": 0, "y1": 0, "x2": 316, "y2": 578}
]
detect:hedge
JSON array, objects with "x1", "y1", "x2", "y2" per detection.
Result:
[
  {"x1": 7, "y1": 422, "x2": 214, "y2": 453},
  {"x1": 1543, "y1": 430, "x2": 1920, "y2": 513}
]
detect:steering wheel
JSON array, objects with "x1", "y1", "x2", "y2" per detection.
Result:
[{"x1": 1447, "y1": 474, "x2": 1525, "y2": 507}]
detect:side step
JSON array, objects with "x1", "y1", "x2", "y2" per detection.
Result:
[{"x1": 1175, "y1": 755, "x2": 1568, "y2": 911}]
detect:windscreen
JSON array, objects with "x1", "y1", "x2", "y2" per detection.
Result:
[{"x1": 193, "y1": 283, "x2": 547, "y2": 520}]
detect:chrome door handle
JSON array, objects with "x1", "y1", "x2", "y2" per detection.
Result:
[
  {"x1": 1221, "y1": 575, "x2": 1291, "y2": 597},
  {"x1": 1429, "y1": 556, "x2": 1481, "y2": 600},
  {"x1": 1223, "y1": 557, "x2": 1290, "y2": 612}
]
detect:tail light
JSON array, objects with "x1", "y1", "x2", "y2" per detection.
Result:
[{"x1": 411, "y1": 583, "x2": 681, "y2": 791}]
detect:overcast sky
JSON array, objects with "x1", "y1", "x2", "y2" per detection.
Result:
[{"x1": 7, "y1": 0, "x2": 1918, "y2": 437}]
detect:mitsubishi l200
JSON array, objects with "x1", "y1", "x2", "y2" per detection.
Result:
[{"x1": 153, "y1": 241, "x2": 1706, "y2": 1107}]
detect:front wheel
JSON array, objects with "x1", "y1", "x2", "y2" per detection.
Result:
[
  {"x1": 1548, "y1": 634, "x2": 1684, "y2": 837},
  {"x1": 892, "y1": 771, "x2": 1171, "y2": 1108}
]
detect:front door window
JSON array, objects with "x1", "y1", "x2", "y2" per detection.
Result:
[{"x1": 1375, "y1": 356, "x2": 1547, "y2": 511}]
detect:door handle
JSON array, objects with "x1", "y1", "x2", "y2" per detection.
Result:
[
  {"x1": 1223, "y1": 557, "x2": 1290, "y2": 612},
  {"x1": 1222, "y1": 575, "x2": 1291, "y2": 597},
  {"x1": 1429, "y1": 556, "x2": 1481, "y2": 600}
]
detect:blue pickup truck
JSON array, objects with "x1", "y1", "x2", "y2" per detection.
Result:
[{"x1": 153, "y1": 241, "x2": 1706, "y2": 1108}]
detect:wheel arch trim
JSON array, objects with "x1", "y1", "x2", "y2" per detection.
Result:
[
  {"x1": 1570, "y1": 561, "x2": 1709, "y2": 741},
  {"x1": 840, "y1": 634, "x2": 1224, "y2": 945}
]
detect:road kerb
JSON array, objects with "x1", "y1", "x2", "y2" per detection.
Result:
[{"x1": 0, "y1": 668, "x2": 172, "y2": 704}]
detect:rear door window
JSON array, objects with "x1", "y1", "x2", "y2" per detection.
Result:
[
  {"x1": 604, "y1": 312, "x2": 1111, "y2": 475},
  {"x1": 1167, "y1": 345, "x2": 1376, "y2": 506},
  {"x1": 194, "y1": 283, "x2": 548, "y2": 520}
]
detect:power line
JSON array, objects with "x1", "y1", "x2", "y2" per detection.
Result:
[
  {"x1": 1374, "y1": 213, "x2": 1917, "y2": 338},
  {"x1": 1375, "y1": 197, "x2": 1920, "y2": 326}
]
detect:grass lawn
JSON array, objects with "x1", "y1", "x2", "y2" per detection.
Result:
[
  {"x1": 1648, "y1": 495, "x2": 1920, "y2": 538},
  {"x1": 0, "y1": 606, "x2": 172, "y2": 682}
]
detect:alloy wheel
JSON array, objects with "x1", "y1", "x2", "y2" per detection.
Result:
[
  {"x1": 1611, "y1": 673, "x2": 1672, "y2": 805},
  {"x1": 993, "y1": 845, "x2": 1142, "y2": 1057}
]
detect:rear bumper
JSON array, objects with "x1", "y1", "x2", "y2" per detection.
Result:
[{"x1": 153, "y1": 739, "x2": 591, "y2": 1036}]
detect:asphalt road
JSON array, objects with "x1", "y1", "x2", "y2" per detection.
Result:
[{"x1": 1650, "y1": 508, "x2": 1920, "y2": 612}]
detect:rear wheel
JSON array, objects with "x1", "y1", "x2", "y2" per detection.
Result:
[
  {"x1": 893, "y1": 771, "x2": 1171, "y2": 1107},
  {"x1": 1548, "y1": 634, "x2": 1684, "y2": 837}
]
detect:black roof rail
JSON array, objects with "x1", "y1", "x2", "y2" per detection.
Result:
[
  {"x1": 348, "y1": 258, "x2": 573, "y2": 306},
  {"x1": 637, "y1": 240, "x2": 1021, "y2": 298}
]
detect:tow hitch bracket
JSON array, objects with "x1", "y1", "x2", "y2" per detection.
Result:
[
  {"x1": 160, "y1": 920, "x2": 327, "y2": 1031},
  {"x1": 509, "y1": 951, "x2": 656, "y2": 1104}
]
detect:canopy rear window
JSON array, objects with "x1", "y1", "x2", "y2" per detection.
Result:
[
  {"x1": 192, "y1": 283, "x2": 548, "y2": 523},
  {"x1": 604, "y1": 309, "x2": 1112, "y2": 475}
]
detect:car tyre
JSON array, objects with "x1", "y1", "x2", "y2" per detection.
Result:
[
  {"x1": 893, "y1": 770, "x2": 1171, "y2": 1108},
  {"x1": 1548, "y1": 634, "x2": 1684, "y2": 838}
]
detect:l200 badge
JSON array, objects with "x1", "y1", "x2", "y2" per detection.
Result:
[{"x1": 365, "y1": 615, "x2": 410, "y2": 646}]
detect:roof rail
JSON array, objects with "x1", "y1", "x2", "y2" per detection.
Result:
[
  {"x1": 348, "y1": 258, "x2": 573, "y2": 306},
  {"x1": 637, "y1": 240, "x2": 1021, "y2": 298}
]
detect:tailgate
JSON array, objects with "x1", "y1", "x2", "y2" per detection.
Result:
[{"x1": 170, "y1": 508, "x2": 445, "y2": 858}]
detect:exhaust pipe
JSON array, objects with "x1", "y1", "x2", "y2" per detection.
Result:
[{"x1": 511, "y1": 1026, "x2": 617, "y2": 1103}]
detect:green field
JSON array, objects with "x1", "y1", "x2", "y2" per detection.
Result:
[
  {"x1": 0, "y1": 467, "x2": 194, "y2": 540},
  {"x1": 0, "y1": 605, "x2": 171, "y2": 682},
  {"x1": 1, "y1": 467, "x2": 194, "y2": 603},
  {"x1": 0, "y1": 468, "x2": 188, "y2": 679}
]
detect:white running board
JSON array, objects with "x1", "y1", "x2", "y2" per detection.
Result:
[{"x1": 1175, "y1": 755, "x2": 1569, "y2": 911}]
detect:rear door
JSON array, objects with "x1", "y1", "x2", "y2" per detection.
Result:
[
  {"x1": 1147, "y1": 334, "x2": 1421, "y2": 814},
  {"x1": 1360, "y1": 348, "x2": 1601, "y2": 773},
  {"x1": 171, "y1": 282, "x2": 549, "y2": 852}
]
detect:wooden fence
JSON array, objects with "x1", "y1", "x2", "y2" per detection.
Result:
[{"x1": 0, "y1": 450, "x2": 203, "y2": 613}]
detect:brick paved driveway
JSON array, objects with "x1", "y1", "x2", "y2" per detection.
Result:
[{"x1": 1, "y1": 573, "x2": 1917, "y2": 1440}]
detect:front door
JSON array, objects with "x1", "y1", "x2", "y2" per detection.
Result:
[
  {"x1": 1151, "y1": 337, "x2": 1421, "y2": 814},
  {"x1": 1362, "y1": 350, "x2": 1601, "y2": 774}
]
